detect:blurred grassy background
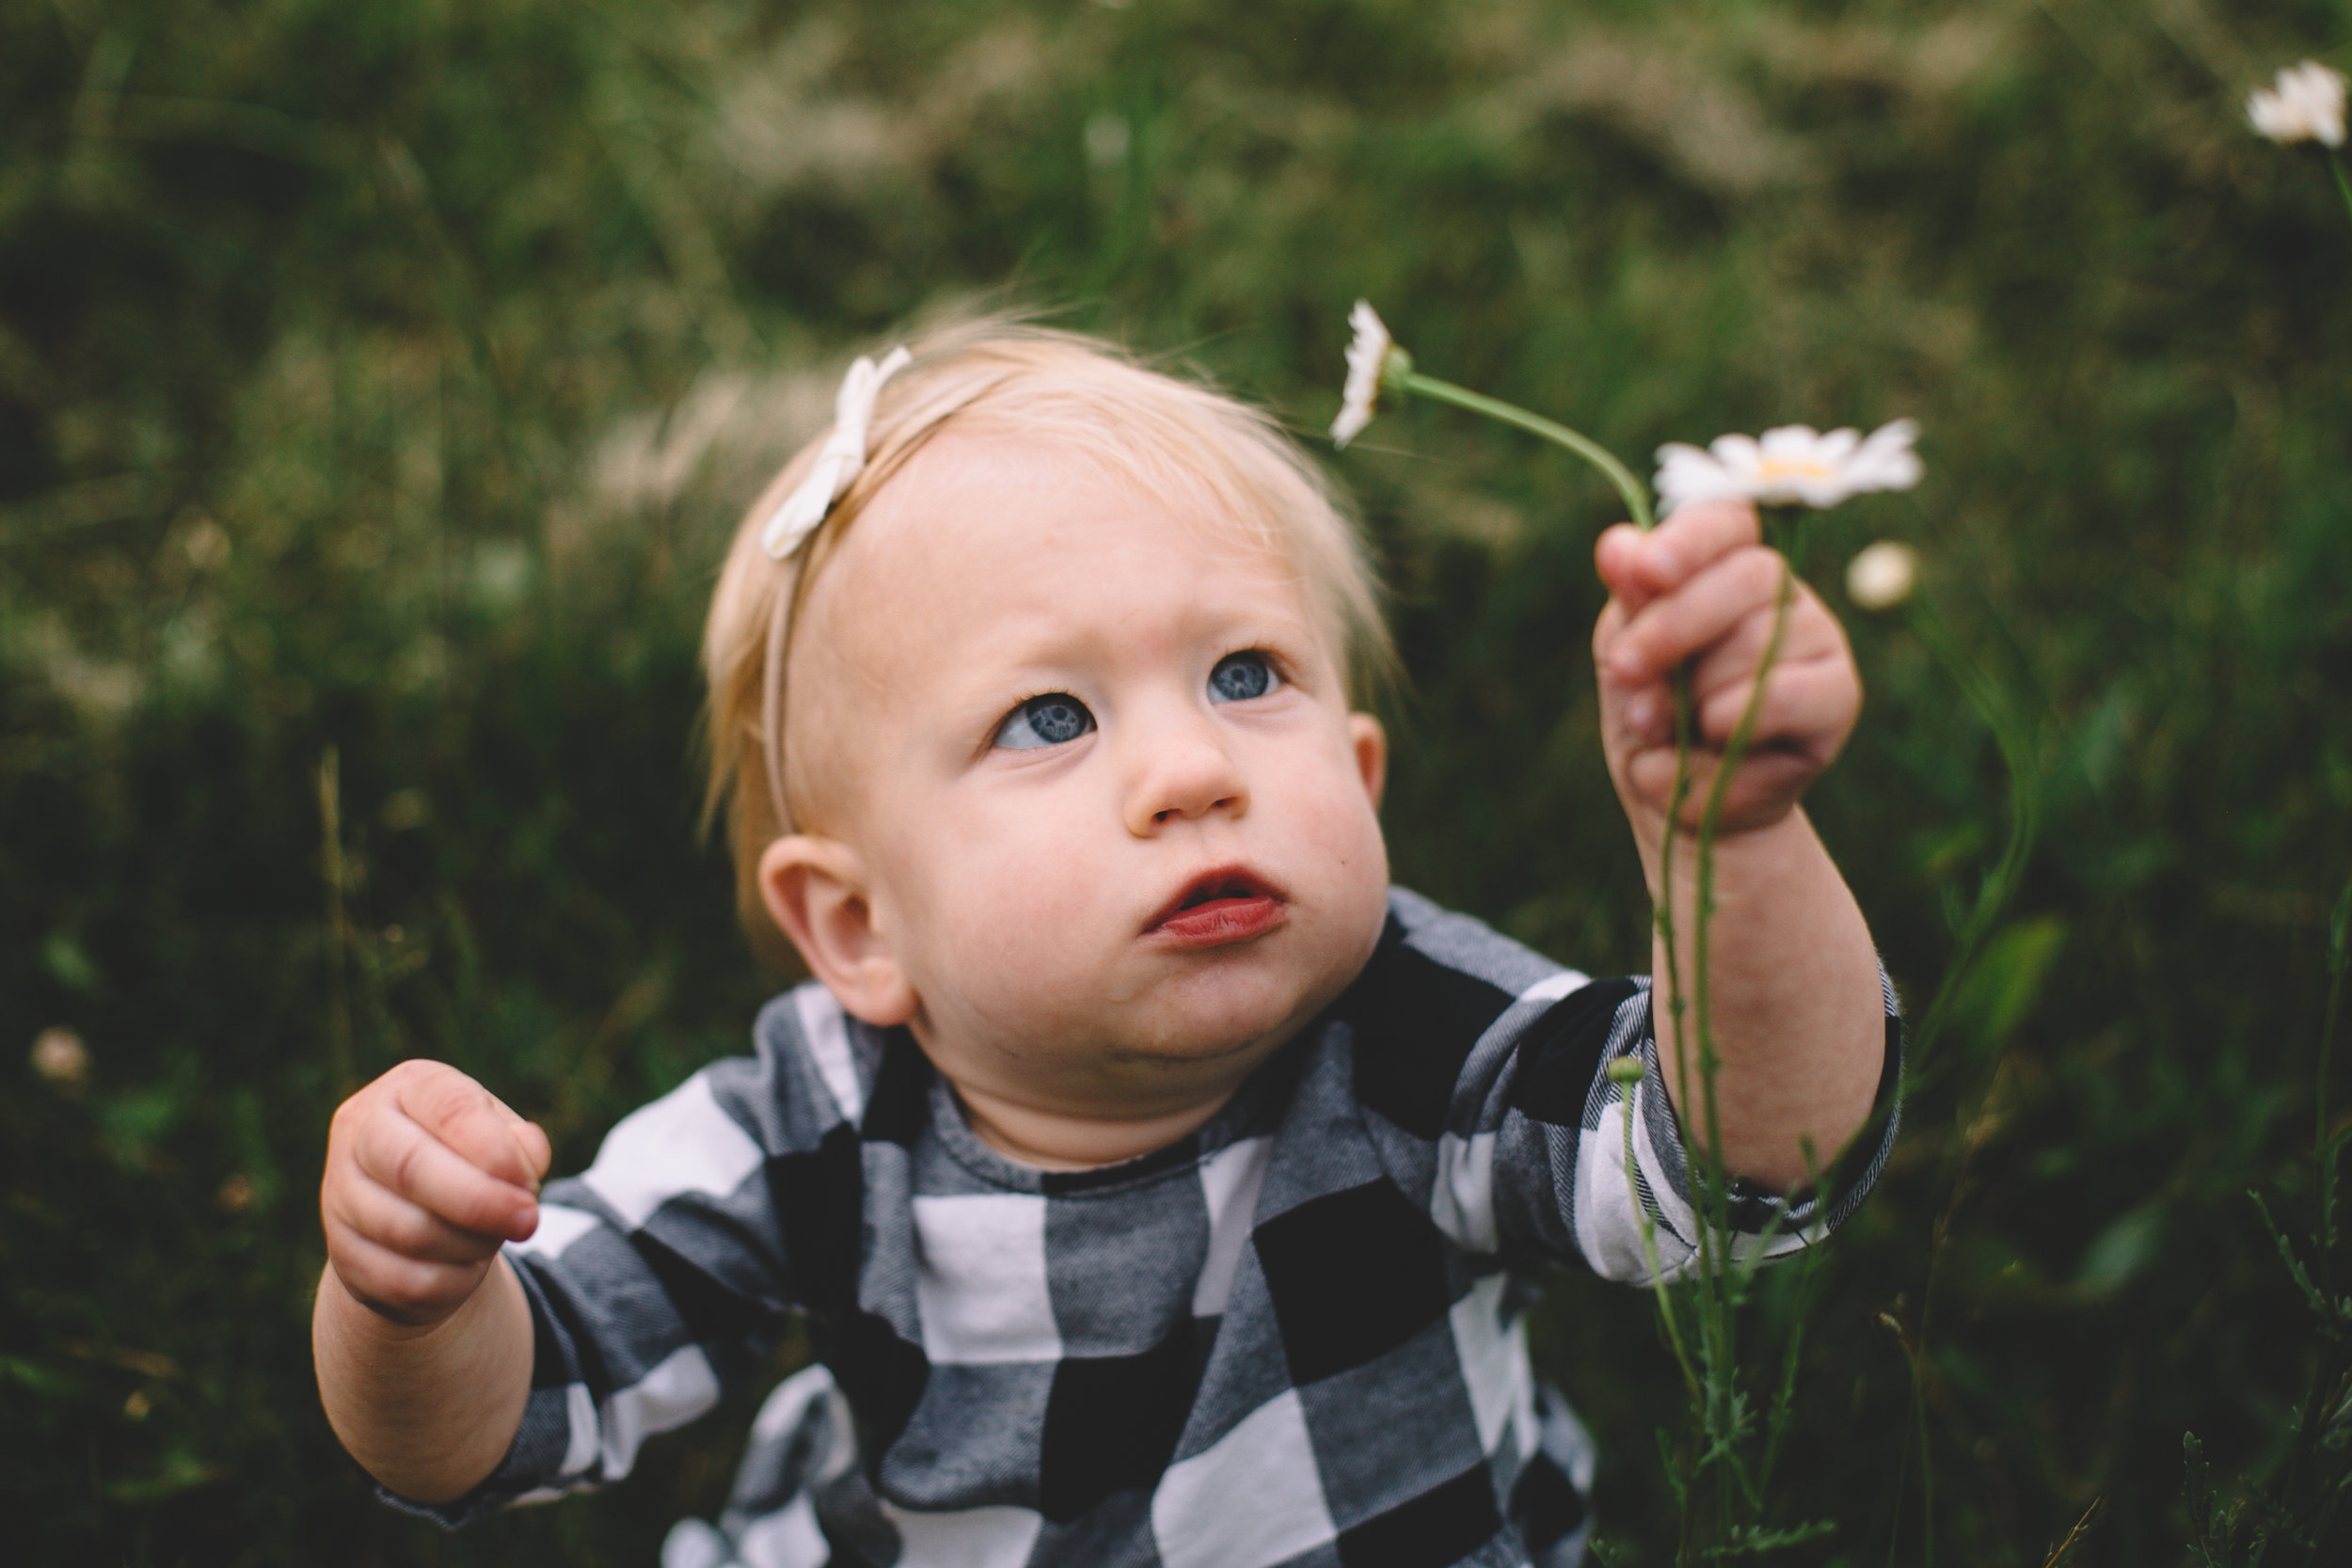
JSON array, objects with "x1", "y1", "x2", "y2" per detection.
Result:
[{"x1": 7, "y1": 0, "x2": 2352, "y2": 1561}]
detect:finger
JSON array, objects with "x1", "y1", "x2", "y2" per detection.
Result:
[
  {"x1": 351, "y1": 1106, "x2": 540, "y2": 1241},
  {"x1": 1624, "y1": 500, "x2": 1760, "y2": 597},
  {"x1": 1591, "y1": 592, "x2": 1634, "y2": 679},
  {"x1": 507, "y1": 1117, "x2": 552, "y2": 1185},
  {"x1": 1602, "y1": 546, "x2": 1786, "y2": 688},
  {"x1": 325, "y1": 1227, "x2": 490, "y2": 1326},
  {"x1": 395, "y1": 1066, "x2": 545, "y2": 1193},
  {"x1": 1693, "y1": 657, "x2": 1859, "y2": 755},
  {"x1": 1623, "y1": 746, "x2": 1820, "y2": 832},
  {"x1": 1610, "y1": 679, "x2": 1677, "y2": 750},
  {"x1": 1681, "y1": 594, "x2": 1849, "y2": 708},
  {"x1": 1594, "y1": 524, "x2": 1658, "y2": 613},
  {"x1": 327, "y1": 1171, "x2": 510, "y2": 1267}
]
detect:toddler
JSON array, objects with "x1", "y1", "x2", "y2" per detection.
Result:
[{"x1": 313, "y1": 323, "x2": 1899, "y2": 1568}]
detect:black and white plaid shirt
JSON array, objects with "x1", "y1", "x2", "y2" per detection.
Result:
[{"x1": 401, "y1": 888, "x2": 1900, "y2": 1567}]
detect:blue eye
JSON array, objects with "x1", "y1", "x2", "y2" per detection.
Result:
[
  {"x1": 1209, "y1": 652, "x2": 1279, "y2": 704},
  {"x1": 994, "y1": 694, "x2": 1095, "y2": 750}
]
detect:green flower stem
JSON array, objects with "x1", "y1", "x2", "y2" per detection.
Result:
[
  {"x1": 1625, "y1": 1089, "x2": 1703, "y2": 1406},
  {"x1": 2316, "y1": 874, "x2": 2352, "y2": 1292},
  {"x1": 1688, "y1": 561, "x2": 1797, "y2": 1537},
  {"x1": 1638, "y1": 678, "x2": 1714, "y2": 1542},
  {"x1": 1692, "y1": 564, "x2": 1798, "y2": 1189},
  {"x1": 1657, "y1": 681, "x2": 1698, "y2": 1151},
  {"x1": 1638, "y1": 546, "x2": 1802, "y2": 1553},
  {"x1": 2333, "y1": 150, "x2": 2352, "y2": 230},
  {"x1": 1757, "y1": 1143, "x2": 1831, "y2": 1500},
  {"x1": 1397, "y1": 372, "x2": 1656, "y2": 532}
]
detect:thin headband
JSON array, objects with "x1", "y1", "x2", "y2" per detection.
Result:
[
  {"x1": 757, "y1": 344, "x2": 911, "y2": 836},
  {"x1": 757, "y1": 344, "x2": 913, "y2": 560}
]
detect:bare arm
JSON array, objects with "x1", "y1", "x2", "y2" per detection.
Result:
[
  {"x1": 312, "y1": 1059, "x2": 549, "y2": 1503},
  {"x1": 1592, "y1": 500, "x2": 1886, "y2": 1190},
  {"x1": 1638, "y1": 808, "x2": 1883, "y2": 1189},
  {"x1": 313, "y1": 1253, "x2": 534, "y2": 1503}
]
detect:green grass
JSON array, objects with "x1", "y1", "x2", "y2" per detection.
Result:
[{"x1": 7, "y1": 0, "x2": 2352, "y2": 1561}]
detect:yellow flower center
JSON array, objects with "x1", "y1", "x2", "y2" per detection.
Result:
[{"x1": 1755, "y1": 456, "x2": 1837, "y2": 483}]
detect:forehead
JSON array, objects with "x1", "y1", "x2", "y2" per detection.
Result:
[
  {"x1": 815, "y1": 432, "x2": 1317, "y2": 654},
  {"x1": 880, "y1": 429, "x2": 1279, "y2": 558}
]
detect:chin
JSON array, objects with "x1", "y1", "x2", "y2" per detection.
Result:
[{"x1": 1127, "y1": 960, "x2": 1343, "y2": 1063}]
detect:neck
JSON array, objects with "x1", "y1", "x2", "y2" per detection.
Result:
[{"x1": 950, "y1": 1077, "x2": 1241, "y2": 1170}]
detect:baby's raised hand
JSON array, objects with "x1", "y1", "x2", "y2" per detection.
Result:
[
  {"x1": 1592, "y1": 499, "x2": 1859, "y2": 838},
  {"x1": 320, "y1": 1060, "x2": 551, "y2": 1327}
]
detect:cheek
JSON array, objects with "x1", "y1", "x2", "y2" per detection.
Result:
[
  {"x1": 1312, "y1": 768, "x2": 1392, "y2": 935},
  {"x1": 1325, "y1": 798, "x2": 1391, "y2": 911},
  {"x1": 902, "y1": 797, "x2": 1108, "y2": 980},
  {"x1": 1282, "y1": 743, "x2": 1387, "y2": 865}
]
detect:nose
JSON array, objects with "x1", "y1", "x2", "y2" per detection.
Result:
[{"x1": 1122, "y1": 706, "x2": 1249, "y2": 835}]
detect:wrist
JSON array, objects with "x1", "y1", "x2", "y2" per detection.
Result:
[
  {"x1": 323, "y1": 1243, "x2": 500, "y2": 1339},
  {"x1": 1628, "y1": 800, "x2": 1808, "y2": 896},
  {"x1": 320, "y1": 1259, "x2": 470, "y2": 1343},
  {"x1": 313, "y1": 1254, "x2": 532, "y2": 1505}
]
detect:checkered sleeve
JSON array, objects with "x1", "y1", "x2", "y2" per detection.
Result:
[
  {"x1": 1379, "y1": 888, "x2": 1902, "y2": 1285},
  {"x1": 379, "y1": 985, "x2": 877, "y2": 1528}
]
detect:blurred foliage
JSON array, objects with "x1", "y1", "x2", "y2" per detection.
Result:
[{"x1": 6, "y1": 0, "x2": 2352, "y2": 1561}]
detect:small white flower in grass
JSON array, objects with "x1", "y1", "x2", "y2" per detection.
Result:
[
  {"x1": 1845, "y1": 542, "x2": 1919, "y2": 611},
  {"x1": 2249, "y1": 61, "x2": 2347, "y2": 149},
  {"x1": 32, "y1": 1026, "x2": 88, "y2": 1087},
  {"x1": 1654, "y1": 420, "x2": 1922, "y2": 514},
  {"x1": 1331, "y1": 300, "x2": 1412, "y2": 448}
]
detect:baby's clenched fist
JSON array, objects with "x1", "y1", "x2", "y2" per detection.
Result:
[
  {"x1": 320, "y1": 1059, "x2": 550, "y2": 1328},
  {"x1": 1591, "y1": 498, "x2": 1860, "y2": 838}
]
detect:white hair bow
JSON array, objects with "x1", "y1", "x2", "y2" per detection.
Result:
[{"x1": 758, "y1": 345, "x2": 914, "y2": 559}]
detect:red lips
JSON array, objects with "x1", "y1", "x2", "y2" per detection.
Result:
[{"x1": 1145, "y1": 866, "x2": 1289, "y2": 948}]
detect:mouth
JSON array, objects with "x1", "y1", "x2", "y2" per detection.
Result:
[{"x1": 1144, "y1": 865, "x2": 1290, "y2": 948}]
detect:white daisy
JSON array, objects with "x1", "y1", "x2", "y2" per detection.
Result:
[
  {"x1": 1845, "y1": 541, "x2": 1919, "y2": 611},
  {"x1": 2249, "y1": 61, "x2": 2348, "y2": 149},
  {"x1": 1331, "y1": 300, "x2": 1396, "y2": 448},
  {"x1": 1654, "y1": 420, "x2": 1922, "y2": 514}
]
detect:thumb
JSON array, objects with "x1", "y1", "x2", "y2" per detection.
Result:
[
  {"x1": 508, "y1": 1118, "x2": 552, "y2": 1189},
  {"x1": 1594, "y1": 523, "x2": 1657, "y2": 612}
]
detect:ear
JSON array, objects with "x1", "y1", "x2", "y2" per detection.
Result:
[
  {"x1": 1348, "y1": 712, "x2": 1388, "y2": 810},
  {"x1": 756, "y1": 834, "x2": 917, "y2": 1026}
]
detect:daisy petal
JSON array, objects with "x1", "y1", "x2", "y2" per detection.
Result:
[
  {"x1": 1333, "y1": 300, "x2": 1393, "y2": 448},
  {"x1": 1655, "y1": 417, "x2": 1923, "y2": 513}
]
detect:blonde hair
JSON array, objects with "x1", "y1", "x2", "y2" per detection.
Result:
[{"x1": 702, "y1": 319, "x2": 1392, "y2": 969}]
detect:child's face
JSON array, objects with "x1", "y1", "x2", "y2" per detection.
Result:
[{"x1": 777, "y1": 433, "x2": 1391, "y2": 1116}]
